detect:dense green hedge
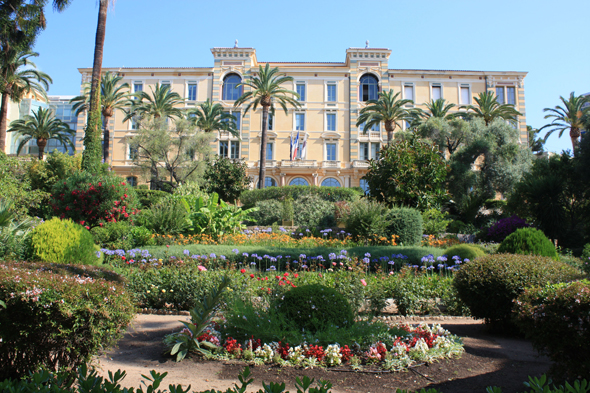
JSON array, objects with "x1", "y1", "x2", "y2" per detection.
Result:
[
  {"x1": 134, "y1": 189, "x2": 170, "y2": 209},
  {"x1": 240, "y1": 185, "x2": 361, "y2": 209},
  {"x1": 0, "y1": 262, "x2": 134, "y2": 380},
  {"x1": 454, "y1": 254, "x2": 583, "y2": 331}
]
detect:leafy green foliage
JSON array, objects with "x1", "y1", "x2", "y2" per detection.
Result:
[
  {"x1": 276, "y1": 284, "x2": 354, "y2": 332},
  {"x1": 363, "y1": 138, "x2": 448, "y2": 210},
  {"x1": 514, "y1": 280, "x2": 590, "y2": 380},
  {"x1": 293, "y1": 194, "x2": 335, "y2": 228},
  {"x1": 356, "y1": 90, "x2": 414, "y2": 143},
  {"x1": 444, "y1": 244, "x2": 485, "y2": 261},
  {"x1": 185, "y1": 193, "x2": 258, "y2": 238},
  {"x1": 165, "y1": 276, "x2": 230, "y2": 361},
  {"x1": 27, "y1": 151, "x2": 82, "y2": 194},
  {"x1": 134, "y1": 189, "x2": 170, "y2": 209},
  {"x1": 90, "y1": 221, "x2": 135, "y2": 250},
  {"x1": 203, "y1": 156, "x2": 251, "y2": 204},
  {"x1": 0, "y1": 198, "x2": 34, "y2": 261},
  {"x1": 0, "y1": 261, "x2": 134, "y2": 380},
  {"x1": 454, "y1": 254, "x2": 583, "y2": 330},
  {"x1": 136, "y1": 200, "x2": 189, "y2": 236},
  {"x1": 416, "y1": 117, "x2": 472, "y2": 156},
  {"x1": 421, "y1": 208, "x2": 451, "y2": 236},
  {"x1": 240, "y1": 186, "x2": 361, "y2": 209},
  {"x1": 246, "y1": 199, "x2": 283, "y2": 226},
  {"x1": 344, "y1": 199, "x2": 391, "y2": 241},
  {"x1": 0, "y1": 152, "x2": 49, "y2": 216},
  {"x1": 498, "y1": 228, "x2": 558, "y2": 260},
  {"x1": 31, "y1": 218, "x2": 99, "y2": 265},
  {"x1": 387, "y1": 207, "x2": 423, "y2": 246},
  {"x1": 50, "y1": 171, "x2": 139, "y2": 228},
  {"x1": 81, "y1": 98, "x2": 103, "y2": 174}
]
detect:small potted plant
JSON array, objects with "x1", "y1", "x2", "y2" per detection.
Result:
[{"x1": 282, "y1": 196, "x2": 294, "y2": 227}]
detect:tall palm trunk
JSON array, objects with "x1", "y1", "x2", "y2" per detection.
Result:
[
  {"x1": 103, "y1": 114, "x2": 110, "y2": 162},
  {"x1": 36, "y1": 137, "x2": 46, "y2": 160},
  {"x1": 385, "y1": 120, "x2": 395, "y2": 144},
  {"x1": 0, "y1": 94, "x2": 9, "y2": 153},
  {"x1": 81, "y1": 0, "x2": 108, "y2": 172},
  {"x1": 259, "y1": 105, "x2": 269, "y2": 189},
  {"x1": 571, "y1": 127, "x2": 581, "y2": 155}
]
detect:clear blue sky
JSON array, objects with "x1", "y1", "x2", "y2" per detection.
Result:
[{"x1": 33, "y1": 0, "x2": 590, "y2": 154}]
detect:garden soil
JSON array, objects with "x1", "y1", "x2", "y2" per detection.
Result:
[{"x1": 95, "y1": 314, "x2": 551, "y2": 393}]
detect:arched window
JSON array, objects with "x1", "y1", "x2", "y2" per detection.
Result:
[
  {"x1": 265, "y1": 177, "x2": 277, "y2": 187},
  {"x1": 321, "y1": 178, "x2": 340, "y2": 187},
  {"x1": 223, "y1": 73, "x2": 242, "y2": 101},
  {"x1": 289, "y1": 177, "x2": 309, "y2": 186},
  {"x1": 360, "y1": 179, "x2": 369, "y2": 194},
  {"x1": 360, "y1": 74, "x2": 379, "y2": 101},
  {"x1": 126, "y1": 176, "x2": 138, "y2": 187}
]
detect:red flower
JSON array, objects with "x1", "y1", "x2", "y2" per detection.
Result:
[
  {"x1": 250, "y1": 274, "x2": 255, "y2": 278},
  {"x1": 294, "y1": 273, "x2": 299, "y2": 278},
  {"x1": 240, "y1": 268, "x2": 246, "y2": 274},
  {"x1": 121, "y1": 256, "x2": 126, "y2": 260}
]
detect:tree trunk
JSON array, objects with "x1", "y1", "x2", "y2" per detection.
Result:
[
  {"x1": 570, "y1": 127, "x2": 581, "y2": 156},
  {"x1": 258, "y1": 106, "x2": 269, "y2": 189},
  {"x1": 103, "y1": 114, "x2": 110, "y2": 162},
  {"x1": 81, "y1": 0, "x2": 108, "y2": 172},
  {"x1": 37, "y1": 138, "x2": 47, "y2": 160},
  {"x1": 385, "y1": 120, "x2": 395, "y2": 144},
  {"x1": 0, "y1": 94, "x2": 9, "y2": 153}
]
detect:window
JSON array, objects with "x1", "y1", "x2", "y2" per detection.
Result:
[
  {"x1": 360, "y1": 142, "x2": 369, "y2": 160},
  {"x1": 360, "y1": 74, "x2": 379, "y2": 101},
  {"x1": 507, "y1": 87, "x2": 516, "y2": 105},
  {"x1": 223, "y1": 111, "x2": 241, "y2": 131},
  {"x1": 222, "y1": 73, "x2": 242, "y2": 101},
  {"x1": 371, "y1": 142, "x2": 380, "y2": 159},
  {"x1": 360, "y1": 179, "x2": 369, "y2": 194},
  {"x1": 460, "y1": 84, "x2": 471, "y2": 105},
  {"x1": 403, "y1": 83, "x2": 414, "y2": 103},
  {"x1": 230, "y1": 141, "x2": 240, "y2": 159},
  {"x1": 187, "y1": 82, "x2": 197, "y2": 101},
  {"x1": 133, "y1": 81, "x2": 143, "y2": 100},
  {"x1": 326, "y1": 142, "x2": 337, "y2": 161},
  {"x1": 326, "y1": 113, "x2": 336, "y2": 131},
  {"x1": 267, "y1": 112, "x2": 273, "y2": 131},
  {"x1": 289, "y1": 177, "x2": 309, "y2": 186},
  {"x1": 358, "y1": 121, "x2": 379, "y2": 132},
  {"x1": 266, "y1": 142, "x2": 273, "y2": 160},
  {"x1": 327, "y1": 83, "x2": 337, "y2": 102},
  {"x1": 296, "y1": 82, "x2": 306, "y2": 102},
  {"x1": 431, "y1": 84, "x2": 442, "y2": 100},
  {"x1": 295, "y1": 113, "x2": 305, "y2": 131},
  {"x1": 219, "y1": 141, "x2": 229, "y2": 157},
  {"x1": 265, "y1": 177, "x2": 276, "y2": 187},
  {"x1": 128, "y1": 145, "x2": 138, "y2": 160},
  {"x1": 496, "y1": 87, "x2": 505, "y2": 104},
  {"x1": 126, "y1": 176, "x2": 137, "y2": 187},
  {"x1": 131, "y1": 117, "x2": 139, "y2": 130},
  {"x1": 321, "y1": 178, "x2": 340, "y2": 187}
]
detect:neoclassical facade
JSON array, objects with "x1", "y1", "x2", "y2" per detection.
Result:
[{"x1": 76, "y1": 46, "x2": 528, "y2": 189}]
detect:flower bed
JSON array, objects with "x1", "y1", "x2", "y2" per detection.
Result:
[{"x1": 165, "y1": 321, "x2": 464, "y2": 371}]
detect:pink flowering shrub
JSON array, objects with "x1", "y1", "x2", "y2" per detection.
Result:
[
  {"x1": 514, "y1": 280, "x2": 590, "y2": 379},
  {"x1": 0, "y1": 261, "x2": 134, "y2": 380}
]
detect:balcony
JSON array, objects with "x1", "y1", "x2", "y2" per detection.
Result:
[
  {"x1": 280, "y1": 160, "x2": 317, "y2": 168},
  {"x1": 321, "y1": 160, "x2": 341, "y2": 168},
  {"x1": 253, "y1": 160, "x2": 278, "y2": 168},
  {"x1": 352, "y1": 160, "x2": 369, "y2": 168}
]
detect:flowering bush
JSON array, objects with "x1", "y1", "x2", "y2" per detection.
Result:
[
  {"x1": 486, "y1": 215, "x2": 530, "y2": 243},
  {"x1": 50, "y1": 171, "x2": 139, "y2": 229},
  {"x1": 0, "y1": 261, "x2": 134, "y2": 380},
  {"x1": 514, "y1": 280, "x2": 590, "y2": 379}
]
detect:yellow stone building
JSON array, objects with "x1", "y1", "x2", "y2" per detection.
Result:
[{"x1": 77, "y1": 46, "x2": 528, "y2": 190}]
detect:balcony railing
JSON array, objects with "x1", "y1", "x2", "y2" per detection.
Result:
[
  {"x1": 321, "y1": 160, "x2": 340, "y2": 168},
  {"x1": 352, "y1": 160, "x2": 369, "y2": 168},
  {"x1": 254, "y1": 160, "x2": 277, "y2": 168},
  {"x1": 280, "y1": 160, "x2": 317, "y2": 168}
]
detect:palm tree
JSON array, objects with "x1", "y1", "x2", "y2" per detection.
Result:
[
  {"x1": 460, "y1": 91, "x2": 521, "y2": 126},
  {"x1": 81, "y1": 0, "x2": 109, "y2": 173},
  {"x1": 70, "y1": 71, "x2": 130, "y2": 162},
  {"x1": 421, "y1": 98, "x2": 457, "y2": 120},
  {"x1": 187, "y1": 99, "x2": 238, "y2": 137},
  {"x1": 234, "y1": 63, "x2": 301, "y2": 189},
  {"x1": 540, "y1": 92, "x2": 589, "y2": 154},
  {"x1": 8, "y1": 106, "x2": 74, "y2": 159},
  {"x1": 0, "y1": 50, "x2": 51, "y2": 153},
  {"x1": 357, "y1": 89, "x2": 413, "y2": 143},
  {"x1": 124, "y1": 83, "x2": 184, "y2": 122}
]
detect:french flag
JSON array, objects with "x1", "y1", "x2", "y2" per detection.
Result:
[{"x1": 291, "y1": 130, "x2": 300, "y2": 160}]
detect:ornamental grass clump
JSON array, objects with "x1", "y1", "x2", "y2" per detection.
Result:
[
  {"x1": 275, "y1": 284, "x2": 354, "y2": 333},
  {"x1": 0, "y1": 261, "x2": 135, "y2": 380},
  {"x1": 514, "y1": 280, "x2": 590, "y2": 380},
  {"x1": 454, "y1": 254, "x2": 583, "y2": 331},
  {"x1": 31, "y1": 217, "x2": 101, "y2": 265},
  {"x1": 497, "y1": 227, "x2": 558, "y2": 260}
]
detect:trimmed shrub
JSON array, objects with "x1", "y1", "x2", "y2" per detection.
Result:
[
  {"x1": 487, "y1": 215, "x2": 530, "y2": 243},
  {"x1": 90, "y1": 221, "x2": 134, "y2": 250},
  {"x1": 344, "y1": 199, "x2": 391, "y2": 241},
  {"x1": 498, "y1": 227, "x2": 558, "y2": 260},
  {"x1": 245, "y1": 199, "x2": 283, "y2": 226},
  {"x1": 514, "y1": 280, "x2": 590, "y2": 379},
  {"x1": 275, "y1": 284, "x2": 354, "y2": 332},
  {"x1": 293, "y1": 193, "x2": 336, "y2": 228},
  {"x1": 50, "y1": 171, "x2": 139, "y2": 228},
  {"x1": 130, "y1": 226, "x2": 155, "y2": 247},
  {"x1": 444, "y1": 244, "x2": 485, "y2": 262},
  {"x1": 421, "y1": 208, "x2": 452, "y2": 236},
  {"x1": 386, "y1": 207, "x2": 423, "y2": 245},
  {"x1": 240, "y1": 185, "x2": 361, "y2": 209},
  {"x1": 31, "y1": 218, "x2": 100, "y2": 265},
  {"x1": 0, "y1": 261, "x2": 135, "y2": 380},
  {"x1": 135, "y1": 189, "x2": 169, "y2": 209},
  {"x1": 454, "y1": 254, "x2": 583, "y2": 330}
]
